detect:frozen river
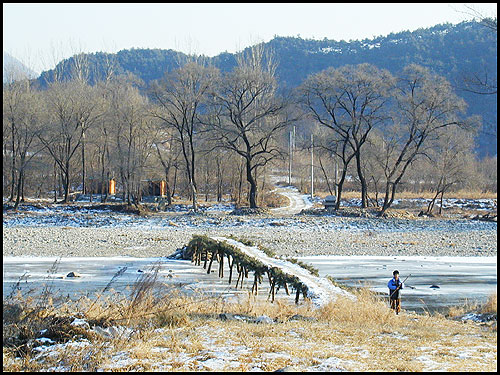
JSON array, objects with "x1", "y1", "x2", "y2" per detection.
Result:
[
  {"x1": 299, "y1": 255, "x2": 497, "y2": 313},
  {"x1": 3, "y1": 255, "x2": 496, "y2": 313}
]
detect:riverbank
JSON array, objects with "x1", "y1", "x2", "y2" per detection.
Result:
[
  {"x1": 3, "y1": 279, "x2": 496, "y2": 372},
  {"x1": 3, "y1": 214, "x2": 497, "y2": 258}
]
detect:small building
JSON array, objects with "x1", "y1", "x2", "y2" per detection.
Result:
[
  {"x1": 109, "y1": 179, "x2": 116, "y2": 195},
  {"x1": 86, "y1": 177, "x2": 117, "y2": 195},
  {"x1": 143, "y1": 180, "x2": 166, "y2": 197}
]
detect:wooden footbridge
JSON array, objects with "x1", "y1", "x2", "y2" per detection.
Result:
[{"x1": 181, "y1": 235, "x2": 353, "y2": 307}]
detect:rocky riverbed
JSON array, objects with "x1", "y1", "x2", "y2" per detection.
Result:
[{"x1": 3, "y1": 212, "x2": 497, "y2": 258}]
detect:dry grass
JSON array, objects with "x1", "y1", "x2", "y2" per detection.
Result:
[
  {"x1": 313, "y1": 189, "x2": 497, "y2": 200},
  {"x1": 3, "y1": 274, "x2": 496, "y2": 372},
  {"x1": 481, "y1": 293, "x2": 497, "y2": 314},
  {"x1": 444, "y1": 292, "x2": 497, "y2": 318}
]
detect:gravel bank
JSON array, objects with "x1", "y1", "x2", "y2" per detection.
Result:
[{"x1": 3, "y1": 215, "x2": 497, "y2": 258}]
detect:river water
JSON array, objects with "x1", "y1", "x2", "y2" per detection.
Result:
[
  {"x1": 300, "y1": 255, "x2": 497, "y2": 313},
  {"x1": 3, "y1": 255, "x2": 497, "y2": 314}
]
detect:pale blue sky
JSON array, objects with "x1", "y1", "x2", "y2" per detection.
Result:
[{"x1": 3, "y1": 3, "x2": 497, "y2": 74}]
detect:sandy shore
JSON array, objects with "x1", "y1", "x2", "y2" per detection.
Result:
[{"x1": 3, "y1": 215, "x2": 497, "y2": 258}]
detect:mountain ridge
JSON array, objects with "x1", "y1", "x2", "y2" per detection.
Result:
[{"x1": 13, "y1": 20, "x2": 500, "y2": 156}]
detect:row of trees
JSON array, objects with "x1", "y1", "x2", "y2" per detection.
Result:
[
  {"x1": 3, "y1": 46, "x2": 495, "y2": 214},
  {"x1": 300, "y1": 63, "x2": 483, "y2": 215}
]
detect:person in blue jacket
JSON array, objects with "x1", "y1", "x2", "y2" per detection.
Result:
[{"x1": 388, "y1": 270, "x2": 404, "y2": 314}]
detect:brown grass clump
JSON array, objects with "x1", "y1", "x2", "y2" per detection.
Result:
[
  {"x1": 262, "y1": 191, "x2": 290, "y2": 208},
  {"x1": 481, "y1": 293, "x2": 497, "y2": 314}
]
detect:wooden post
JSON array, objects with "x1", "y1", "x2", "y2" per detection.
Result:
[
  {"x1": 191, "y1": 245, "x2": 197, "y2": 264},
  {"x1": 235, "y1": 264, "x2": 242, "y2": 288},
  {"x1": 219, "y1": 251, "x2": 224, "y2": 278},
  {"x1": 203, "y1": 249, "x2": 209, "y2": 269},
  {"x1": 267, "y1": 278, "x2": 276, "y2": 302},
  {"x1": 240, "y1": 267, "x2": 245, "y2": 288},
  {"x1": 228, "y1": 255, "x2": 234, "y2": 284},
  {"x1": 207, "y1": 250, "x2": 216, "y2": 274},
  {"x1": 284, "y1": 282, "x2": 290, "y2": 296},
  {"x1": 252, "y1": 273, "x2": 260, "y2": 296}
]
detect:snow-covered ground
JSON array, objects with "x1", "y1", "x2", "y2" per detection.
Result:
[
  {"x1": 270, "y1": 185, "x2": 313, "y2": 215},
  {"x1": 341, "y1": 197, "x2": 496, "y2": 211}
]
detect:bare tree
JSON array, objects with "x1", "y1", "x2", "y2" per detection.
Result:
[
  {"x1": 300, "y1": 64, "x2": 393, "y2": 208},
  {"x1": 455, "y1": 6, "x2": 497, "y2": 151},
  {"x1": 424, "y1": 128, "x2": 477, "y2": 215},
  {"x1": 150, "y1": 61, "x2": 219, "y2": 211},
  {"x1": 38, "y1": 80, "x2": 103, "y2": 203},
  {"x1": 210, "y1": 45, "x2": 295, "y2": 208},
  {"x1": 360, "y1": 131, "x2": 387, "y2": 207},
  {"x1": 3, "y1": 74, "x2": 45, "y2": 208},
  {"x1": 153, "y1": 128, "x2": 181, "y2": 206},
  {"x1": 108, "y1": 77, "x2": 157, "y2": 205},
  {"x1": 377, "y1": 64, "x2": 478, "y2": 215},
  {"x1": 3, "y1": 55, "x2": 37, "y2": 201}
]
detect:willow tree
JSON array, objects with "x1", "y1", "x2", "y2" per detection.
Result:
[
  {"x1": 300, "y1": 64, "x2": 393, "y2": 208},
  {"x1": 210, "y1": 45, "x2": 295, "y2": 208},
  {"x1": 150, "y1": 61, "x2": 219, "y2": 211},
  {"x1": 38, "y1": 80, "x2": 103, "y2": 203},
  {"x1": 377, "y1": 64, "x2": 478, "y2": 216}
]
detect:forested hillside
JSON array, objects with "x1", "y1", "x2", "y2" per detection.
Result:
[{"x1": 36, "y1": 20, "x2": 497, "y2": 156}]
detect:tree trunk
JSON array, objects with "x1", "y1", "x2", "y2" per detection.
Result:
[
  {"x1": 380, "y1": 182, "x2": 392, "y2": 215},
  {"x1": 318, "y1": 156, "x2": 334, "y2": 196},
  {"x1": 20, "y1": 171, "x2": 25, "y2": 202},
  {"x1": 13, "y1": 171, "x2": 23, "y2": 210},
  {"x1": 53, "y1": 161, "x2": 58, "y2": 203},
  {"x1": 165, "y1": 173, "x2": 172, "y2": 206},
  {"x1": 246, "y1": 159, "x2": 258, "y2": 208},
  {"x1": 334, "y1": 167, "x2": 348, "y2": 210},
  {"x1": 216, "y1": 156, "x2": 223, "y2": 202},
  {"x1": 81, "y1": 131, "x2": 86, "y2": 195},
  {"x1": 355, "y1": 151, "x2": 368, "y2": 208},
  {"x1": 9, "y1": 126, "x2": 16, "y2": 202},
  {"x1": 426, "y1": 190, "x2": 441, "y2": 215},
  {"x1": 237, "y1": 160, "x2": 244, "y2": 206},
  {"x1": 172, "y1": 167, "x2": 177, "y2": 198},
  {"x1": 63, "y1": 174, "x2": 70, "y2": 203},
  {"x1": 380, "y1": 181, "x2": 398, "y2": 216},
  {"x1": 438, "y1": 191, "x2": 444, "y2": 215},
  {"x1": 190, "y1": 181, "x2": 198, "y2": 211}
]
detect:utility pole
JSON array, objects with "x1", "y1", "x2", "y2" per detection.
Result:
[
  {"x1": 288, "y1": 126, "x2": 296, "y2": 186},
  {"x1": 311, "y1": 133, "x2": 314, "y2": 200},
  {"x1": 288, "y1": 130, "x2": 292, "y2": 185}
]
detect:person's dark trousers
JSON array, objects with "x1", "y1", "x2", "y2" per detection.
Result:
[{"x1": 390, "y1": 298, "x2": 401, "y2": 314}]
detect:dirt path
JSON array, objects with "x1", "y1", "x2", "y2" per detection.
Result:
[{"x1": 270, "y1": 186, "x2": 314, "y2": 215}]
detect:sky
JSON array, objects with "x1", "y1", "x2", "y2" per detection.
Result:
[{"x1": 3, "y1": 3, "x2": 497, "y2": 74}]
